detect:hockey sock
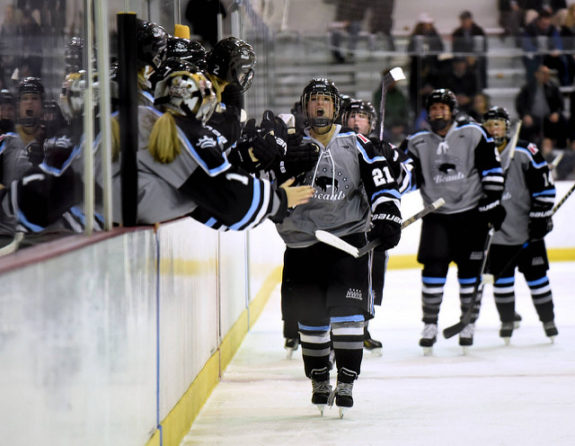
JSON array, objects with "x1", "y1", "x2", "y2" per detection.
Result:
[
  {"x1": 330, "y1": 315, "x2": 364, "y2": 379},
  {"x1": 421, "y1": 275, "x2": 446, "y2": 324},
  {"x1": 526, "y1": 274, "x2": 555, "y2": 322},
  {"x1": 459, "y1": 276, "x2": 482, "y2": 323},
  {"x1": 494, "y1": 275, "x2": 516, "y2": 322},
  {"x1": 298, "y1": 322, "x2": 332, "y2": 378}
]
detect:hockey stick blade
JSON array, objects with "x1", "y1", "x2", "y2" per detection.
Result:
[
  {"x1": 0, "y1": 232, "x2": 24, "y2": 256},
  {"x1": 315, "y1": 198, "x2": 445, "y2": 258},
  {"x1": 314, "y1": 230, "x2": 360, "y2": 257}
]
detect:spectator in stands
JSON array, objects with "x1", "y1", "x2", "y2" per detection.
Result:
[
  {"x1": 468, "y1": 91, "x2": 491, "y2": 122},
  {"x1": 524, "y1": 0, "x2": 567, "y2": 28},
  {"x1": 329, "y1": 0, "x2": 371, "y2": 63},
  {"x1": 498, "y1": 1, "x2": 525, "y2": 44},
  {"x1": 559, "y1": 3, "x2": 575, "y2": 50},
  {"x1": 451, "y1": 10, "x2": 488, "y2": 89},
  {"x1": 370, "y1": 0, "x2": 396, "y2": 51},
  {"x1": 515, "y1": 64, "x2": 569, "y2": 151},
  {"x1": 372, "y1": 69, "x2": 410, "y2": 145},
  {"x1": 407, "y1": 12, "x2": 444, "y2": 120},
  {"x1": 521, "y1": 8, "x2": 572, "y2": 86},
  {"x1": 440, "y1": 57, "x2": 480, "y2": 114}
]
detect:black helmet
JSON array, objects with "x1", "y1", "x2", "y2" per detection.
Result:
[
  {"x1": 483, "y1": 106, "x2": 510, "y2": 146},
  {"x1": 300, "y1": 77, "x2": 341, "y2": 128},
  {"x1": 342, "y1": 98, "x2": 377, "y2": 133},
  {"x1": 18, "y1": 77, "x2": 45, "y2": 99},
  {"x1": 136, "y1": 19, "x2": 168, "y2": 71},
  {"x1": 483, "y1": 106, "x2": 510, "y2": 126},
  {"x1": 167, "y1": 37, "x2": 207, "y2": 69},
  {"x1": 65, "y1": 36, "x2": 84, "y2": 73},
  {"x1": 425, "y1": 88, "x2": 457, "y2": 112},
  {"x1": 206, "y1": 37, "x2": 256, "y2": 92}
]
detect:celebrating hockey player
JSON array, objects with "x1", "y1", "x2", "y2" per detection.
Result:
[
  {"x1": 276, "y1": 78, "x2": 402, "y2": 416},
  {"x1": 482, "y1": 106, "x2": 558, "y2": 343},
  {"x1": 401, "y1": 89, "x2": 505, "y2": 353}
]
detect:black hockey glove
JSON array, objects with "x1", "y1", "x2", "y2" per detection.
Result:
[
  {"x1": 252, "y1": 110, "x2": 287, "y2": 170},
  {"x1": 528, "y1": 205, "x2": 554, "y2": 240},
  {"x1": 26, "y1": 140, "x2": 44, "y2": 166},
  {"x1": 280, "y1": 142, "x2": 320, "y2": 179},
  {"x1": 231, "y1": 119, "x2": 259, "y2": 173},
  {"x1": 367, "y1": 205, "x2": 402, "y2": 252},
  {"x1": 477, "y1": 194, "x2": 506, "y2": 231}
]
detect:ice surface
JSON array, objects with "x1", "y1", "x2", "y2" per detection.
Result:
[{"x1": 182, "y1": 262, "x2": 575, "y2": 446}]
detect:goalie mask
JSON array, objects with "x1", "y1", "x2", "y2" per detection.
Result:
[
  {"x1": 483, "y1": 106, "x2": 510, "y2": 147},
  {"x1": 166, "y1": 37, "x2": 207, "y2": 69},
  {"x1": 342, "y1": 99, "x2": 377, "y2": 135},
  {"x1": 59, "y1": 71, "x2": 86, "y2": 121},
  {"x1": 206, "y1": 37, "x2": 255, "y2": 92},
  {"x1": 300, "y1": 77, "x2": 341, "y2": 129},
  {"x1": 136, "y1": 19, "x2": 168, "y2": 71},
  {"x1": 154, "y1": 66, "x2": 217, "y2": 124}
]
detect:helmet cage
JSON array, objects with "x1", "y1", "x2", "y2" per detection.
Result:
[
  {"x1": 342, "y1": 99, "x2": 377, "y2": 133},
  {"x1": 300, "y1": 78, "x2": 341, "y2": 127}
]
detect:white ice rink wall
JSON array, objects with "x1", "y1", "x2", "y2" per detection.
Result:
[{"x1": 0, "y1": 182, "x2": 573, "y2": 446}]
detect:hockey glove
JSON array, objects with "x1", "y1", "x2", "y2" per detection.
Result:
[
  {"x1": 259, "y1": 110, "x2": 288, "y2": 154},
  {"x1": 367, "y1": 206, "x2": 402, "y2": 252},
  {"x1": 528, "y1": 205, "x2": 554, "y2": 240},
  {"x1": 280, "y1": 142, "x2": 320, "y2": 179},
  {"x1": 477, "y1": 194, "x2": 506, "y2": 231},
  {"x1": 26, "y1": 140, "x2": 44, "y2": 166}
]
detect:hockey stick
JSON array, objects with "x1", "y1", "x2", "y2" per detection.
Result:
[
  {"x1": 0, "y1": 232, "x2": 24, "y2": 256},
  {"x1": 315, "y1": 197, "x2": 445, "y2": 258},
  {"x1": 442, "y1": 226, "x2": 495, "y2": 339},
  {"x1": 378, "y1": 67, "x2": 406, "y2": 141},
  {"x1": 553, "y1": 182, "x2": 575, "y2": 214}
]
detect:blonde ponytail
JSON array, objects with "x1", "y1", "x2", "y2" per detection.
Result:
[{"x1": 148, "y1": 111, "x2": 181, "y2": 163}]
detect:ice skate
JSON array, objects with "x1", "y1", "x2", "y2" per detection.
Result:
[
  {"x1": 419, "y1": 323, "x2": 437, "y2": 356},
  {"x1": 459, "y1": 323, "x2": 475, "y2": 354},
  {"x1": 499, "y1": 322, "x2": 514, "y2": 345},
  {"x1": 513, "y1": 312, "x2": 522, "y2": 329},
  {"x1": 543, "y1": 321, "x2": 558, "y2": 343},
  {"x1": 328, "y1": 382, "x2": 354, "y2": 418},
  {"x1": 363, "y1": 329, "x2": 383, "y2": 356},
  {"x1": 311, "y1": 379, "x2": 332, "y2": 416},
  {"x1": 284, "y1": 337, "x2": 299, "y2": 359}
]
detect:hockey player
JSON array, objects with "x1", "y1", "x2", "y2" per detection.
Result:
[
  {"x1": 342, "y1": 98, "x2": 415, "y2": 354},
  {"x1": 277, "y1": 78, "x2": 402, "y2": 416},
  {"x1": 482, "y1": 107, "x2": 558, "y2": 343},
  {"x1": 136, "y1": 19, "x2": 169, "y2": 105},
  {"x1": 0, "y1": 89, "x2": 16, "y2": 135},
  {"x1": 401, "y1": 89, "x2": 505, "y2": 353}
]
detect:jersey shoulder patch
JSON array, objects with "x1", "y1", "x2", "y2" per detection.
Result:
[
  {"x1": 357, "y1": 133, "x2": 369, "y2": 144},
  {"x1": 527, "y1": 143, "x2": 538, "y2": 155}
]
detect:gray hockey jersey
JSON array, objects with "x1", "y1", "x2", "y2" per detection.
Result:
[
  {"x1": 493, "y1": 139, "x2": 555, "y2": 245},
  {"x1": 276, "y1": 125, "x2": 401, "y2": 248},
  {"x1": 405, "y1": 121, "x2": 503, "y2": 214}
]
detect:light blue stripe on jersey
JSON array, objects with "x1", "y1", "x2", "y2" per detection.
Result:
[
  {"x1": 70, "y1": 206, "x2": 86, "y2": 224},
  {"x1": 515, "y1": 147, "x2": 547, "y2": 168},
  {"x1": 532, "y1": 190, "x2": 556, "y2": 197},
  {"x1": 458, "y1": 277, "x2": 477, "y2": 285},
  {"x1": 495, "y1": 276, "x2": 515, "y2": 284},
  {"x1": 178, "y1": 128, "x2": 231, "y2": 177},
  {"x1": 422, "y1": 276, "x2": 447, "y2": 284},
  {"x1": 229, "y1": 179, "x2": 260, "y2": 230},
  {"x1": 17, "y1": 210, "x2": 44, "y2": 232},
  {"x1": 0, "y1": 132, "x2": 16, "y2": 154},
  {"x1": 371, "y1": 188, "x2": 402, "y2": 202},
  {"x1": 457, "y1": 123, "x2": 494, "y2": 142},
  {"x1": 331, "y1": 314, "x2": 365, "y2": 323},
  {"x1": 407, "y1": 130, "x2": 430, "y2": 139},
  {"x1": 527, "y1": 277, "x2": 548, "y2": 286},
  {"x1": 355, "y1": 140, "x2": 387, "y2": 163},
  {"x1": 205, "y1": 217, "x2": 217, "y2": 227},
  {"x1": 298, "y1": 323, "x2": 331, "y2": 332},
  {"x1": 482, "y1": 167, "x2": 503, "y2": 176}
]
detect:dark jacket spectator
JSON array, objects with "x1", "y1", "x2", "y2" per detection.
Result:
[{"x1": 451, "y1": 10, "x2": 488, "y2": 88}]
